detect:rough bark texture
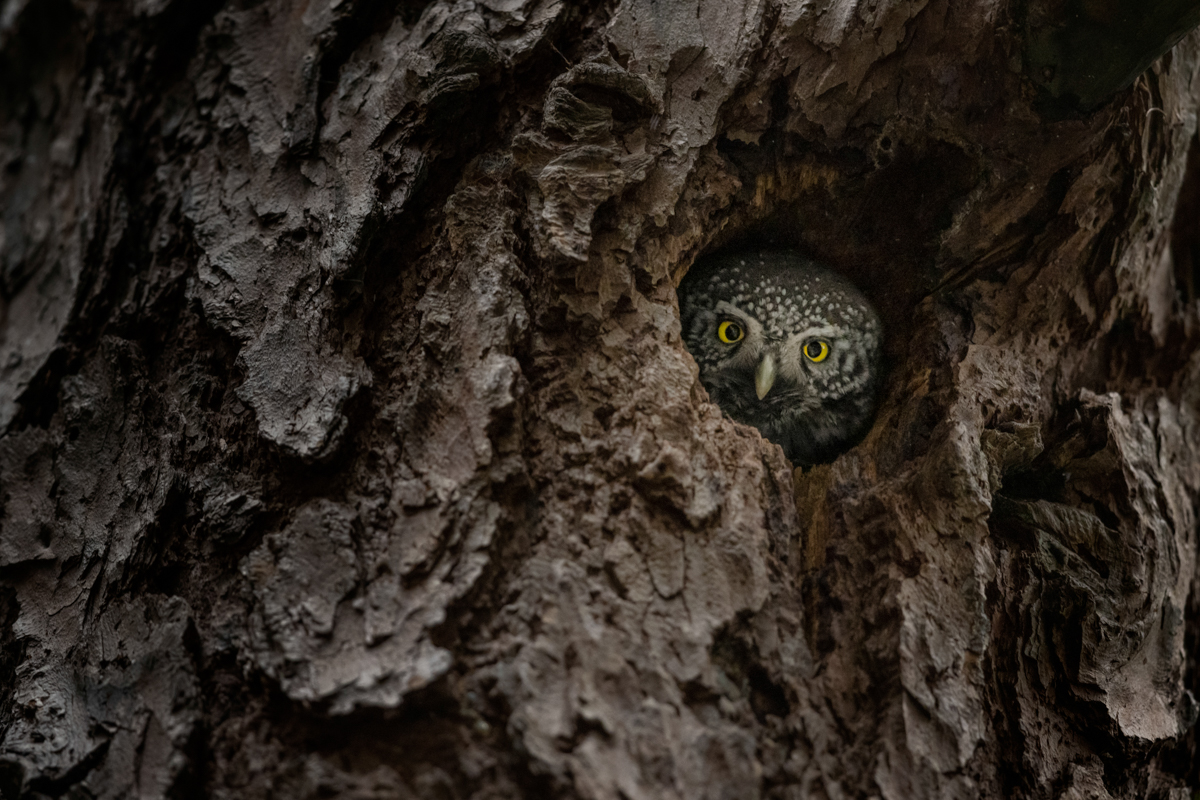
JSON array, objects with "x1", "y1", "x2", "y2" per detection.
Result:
[{"x1": 3, "y1": 1, "x2": 1200, "y2": 798}]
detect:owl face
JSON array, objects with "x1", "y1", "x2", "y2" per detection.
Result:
[{"x1": 677, "y1": 250, "x2": 883, "y2": 466}]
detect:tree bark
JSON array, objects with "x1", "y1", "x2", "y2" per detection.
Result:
[{"x1": 3, "y1": 1, "x2": 1200, "y2": 798}]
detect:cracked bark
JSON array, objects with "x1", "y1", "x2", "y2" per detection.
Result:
[{"x1": 3, "y1": 1, "x2": 1200, "y2": 798}]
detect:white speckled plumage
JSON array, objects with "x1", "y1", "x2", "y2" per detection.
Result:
[{"x1": 677, "y1": 250, "x2": 883, "y2": 466}]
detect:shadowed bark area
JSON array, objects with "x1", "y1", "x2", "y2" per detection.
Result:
[
  {"x1": 2, "y1": 1, "x2": 1200, "y2": 798},
  {"x1": 1024, "y1": 0, "x2": 1200, "y2": 113}
]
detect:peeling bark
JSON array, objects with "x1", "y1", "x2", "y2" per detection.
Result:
[{"x1": 3, "y1": 1, "x2": 1200, "y2": 798}]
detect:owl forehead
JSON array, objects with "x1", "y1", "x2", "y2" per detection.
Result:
[{"x1": 700, "y1": 264, "x2": 870, "y2": 336}]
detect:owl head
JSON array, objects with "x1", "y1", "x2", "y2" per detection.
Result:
[{"x1": 677, "y1": 250, "x2": 883, "y2": 467}]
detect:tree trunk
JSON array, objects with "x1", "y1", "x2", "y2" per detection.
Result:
[{"x1": 3, "y1": 0, "x2": 1200, "y2": 797}]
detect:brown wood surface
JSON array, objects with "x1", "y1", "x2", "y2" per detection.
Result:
[{"x1": 2, "y1": 1, "x2": 1200, "y2": 797}]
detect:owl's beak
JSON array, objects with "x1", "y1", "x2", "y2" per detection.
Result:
[{"x1": 755, "y1": 353, "x2": 777, "y2": 400}]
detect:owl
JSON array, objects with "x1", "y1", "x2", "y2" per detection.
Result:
[{"x1": 677, "y1": 250, "x2": 883, "y2": 467}]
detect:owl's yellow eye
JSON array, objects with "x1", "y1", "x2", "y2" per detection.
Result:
[
  {"x1": 717, "y1": 321, "x2": 744, "y2": 344},
  {"x1": 804, "y1": 340, "x2": 830, "y2": 362}
]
